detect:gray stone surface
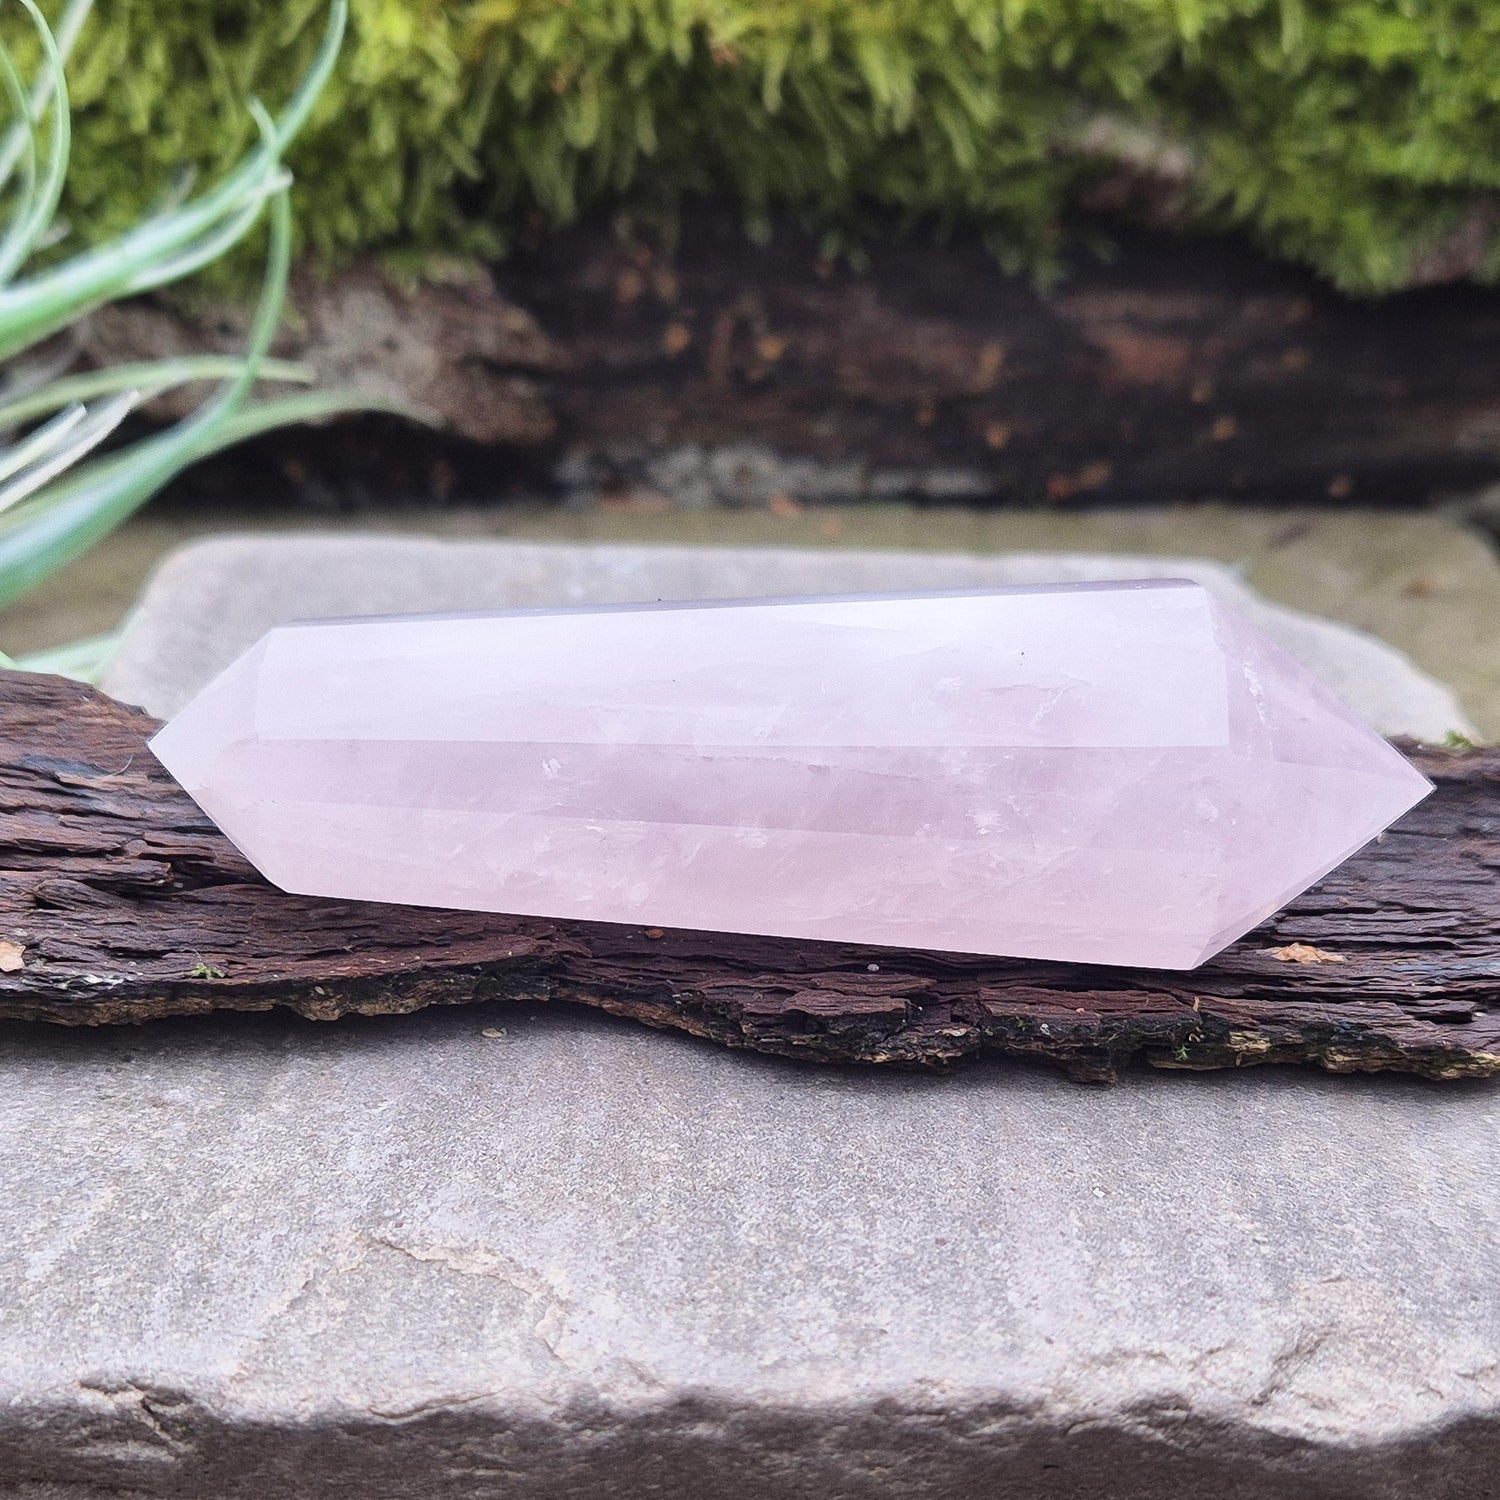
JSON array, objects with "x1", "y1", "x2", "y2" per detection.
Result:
[
  {"x1": 2, "y1": 1010, "x2": 1498, "y2": 1500},
  {"x1": 102, "y1": 534, "x2": 1475, "y2": 740},
  {"x1": 3, "y1": 535, "x2": 1497, "y2": 1498}
]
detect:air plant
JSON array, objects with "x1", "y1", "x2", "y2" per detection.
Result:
[{"x1": 0, "y1": 0, "x2": 383, "y2": 681}]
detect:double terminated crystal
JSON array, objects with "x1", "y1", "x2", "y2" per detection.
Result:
[{"x1": 150, "y1": 582, "x2": 1431, "y2": 970}]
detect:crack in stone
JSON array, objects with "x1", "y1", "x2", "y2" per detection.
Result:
[
  {"x1": 364, "y1": 1229, "x2": 576, "y2": 1372},
  {"x1": 72, "y1": 1378, "x2": 199, "y2": 1459}
]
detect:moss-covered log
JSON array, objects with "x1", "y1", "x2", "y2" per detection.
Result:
[
  {"x1": 21, "y1": 0, "x2": 1500, "y2": 294},
  {"x1": 1, "y1": 672, "x2": 1496, "y2": 1082}
]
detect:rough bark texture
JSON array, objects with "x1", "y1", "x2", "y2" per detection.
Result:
[
  {"x1": 1, "y1": 672, "x2": 1496, "y2": 1082},
  {"x1": 102, "y1": 216, "x2": 1500, "y2": 509}
]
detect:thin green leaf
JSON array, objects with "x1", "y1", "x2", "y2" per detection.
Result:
[
  {"x1": 0, "y1": 0, "x2": 90, "y2": 191},
  {"x1": 0, "y1": 0, "x2": 73, "y2": 283},
  {"x1": 121, "y1": 169, "x2": 288, "y2": 297},
  {"x1": 266, "y1": 0, "x2": 348, "y2": 152},
  {"x1": 0, "y1": 387, "x2": 136, "y2": 515},
  {"x1": 0, "y1": 400, "x2": 85, "y2": 484},
  {"x1": 0, "y1": 40, "x2": 39, "y2": 279},
  {"x1": 0, "y1": 355, "x2": 314, "y2": 429},
  {"x1": 204, "y1": 387, "x2": 410, "y2": 448},
  {"x1": 182, "y1": 185, "x2": 292, "y2": 430}
]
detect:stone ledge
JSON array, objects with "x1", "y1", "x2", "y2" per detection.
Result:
[
  {"x1": 1, "y1": 536, "x2": 1494, "y2": 1499},
  {"x1": 1, "y1": 1006, "x2": 1497, "y2": 1499}
]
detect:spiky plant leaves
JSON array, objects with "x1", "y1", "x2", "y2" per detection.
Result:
[{"x1": 0, "y1": 0, "x2": 388, "y2": 683}]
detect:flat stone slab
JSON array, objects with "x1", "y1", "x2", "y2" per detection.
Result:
[
  {"x1": 3, "y1": 1010, "x2": 1498, "y2": 1499},
  {"x1": 1, "y1": 535, "x2": 1495, "y2": 1498}
]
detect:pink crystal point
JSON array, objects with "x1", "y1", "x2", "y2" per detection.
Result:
[{"x1": 148, "y1": 582, "x2": 1432, "y2": 970}]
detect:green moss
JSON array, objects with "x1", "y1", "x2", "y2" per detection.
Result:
[{"x1": 19, "y1": 0, "x2": 1500, "y2": 292}]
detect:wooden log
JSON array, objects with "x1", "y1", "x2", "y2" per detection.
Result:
[
  {"x1": 499, "y1": 218, "x2": 1500, "y2": 506},
  {"x1": 121, "y1": 215, "x2": 1500, "y2": 511},
  {"x1": 1, "y1": 671, "x2": 1496, "y2": 1081}
]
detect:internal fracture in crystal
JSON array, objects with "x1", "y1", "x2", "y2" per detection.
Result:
[{"x1": 148, "y1": 582, "x2": 1432, "y2": 969}]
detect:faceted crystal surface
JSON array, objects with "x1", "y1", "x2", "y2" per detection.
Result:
[{"x1": 148, "y1": 581, "x2": 1432, "y2": 969}]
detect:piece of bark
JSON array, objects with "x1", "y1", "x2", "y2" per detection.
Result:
[{"x1": 1, "y1": 672, "x2": 1496, "y2": 1081}]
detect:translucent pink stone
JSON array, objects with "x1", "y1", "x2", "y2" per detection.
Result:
[{"x1": 148, "y1": 582, "x2": 1432, "y2": 969}]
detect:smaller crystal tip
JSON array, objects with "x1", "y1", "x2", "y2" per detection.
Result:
[{"x1": 148, "y1": 581, "x2": 1431, "y2": 970}]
